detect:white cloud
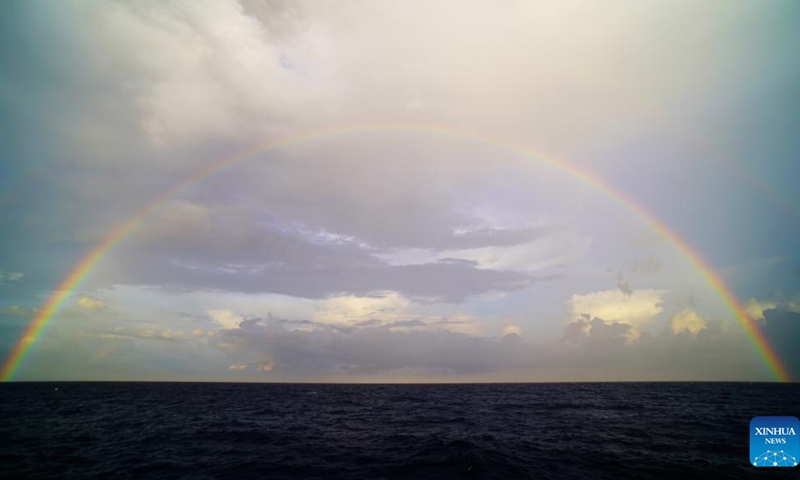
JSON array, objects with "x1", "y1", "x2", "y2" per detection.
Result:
[
  {"x1": 377, "y1": 230, "x2": 591, "y2": 273},
  {"x1": 311, "y1": 291, "x2": 484, "y2": 335},
  {"x1": 226, "y1": 361, "x2": 272, "y2": 372},
  {"x1": 501, "y1": 324, "x2": 522, "y2": 336},
  {"x1": 255, "y1": 361, "x2": 273, "y2": 372},
  {"x1": 39, "y1": 0, "x2": 757, "y2": 172},
  {"x1": 569, "y1": 289, "x2": 668, "y2": 329},
  {"x1": 93, "y1": 327, "x2": 186, "y2": 342},
  {"x1": 670, "y1": 308, "x2": 708, "y2": 335},
  {"x1": 207, "y1": 309, "x2": 244, "y2": 329},
  {"x1": 143, "y1": 329, "x2": 185, "y2": 341},
  {"x1": 78, "y1": 296, "x2": 106, "y2": 310},
  {"x1": 313, "y1": 291, "x2": 412, "y2": 326},
  {"x1": 745, "y1": 299, "x2": 778, "y2": 320},
  {"x1": 745, "y1": 296, "x2": 800, "y2": 320}
]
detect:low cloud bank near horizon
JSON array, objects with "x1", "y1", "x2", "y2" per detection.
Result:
[{"x1": 193, "y1": 305, "x2": 796, "y2": 382}]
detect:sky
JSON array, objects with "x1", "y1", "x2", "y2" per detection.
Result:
[{"x1": 1, "y1": 0, "x2": 799, "y2": 382}]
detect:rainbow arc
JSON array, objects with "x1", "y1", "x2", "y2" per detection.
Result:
[{"x1": 0, "y1": 123, "x2": 791, "y2": 382}]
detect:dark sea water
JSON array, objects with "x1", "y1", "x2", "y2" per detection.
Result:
[{"x1": 1, "y1": 382, "x2": 798, "y2": 479}]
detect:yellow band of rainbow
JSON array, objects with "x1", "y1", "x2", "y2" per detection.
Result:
[{"x1": 1, "y1": 123, "x2": 792, "y2": 382}]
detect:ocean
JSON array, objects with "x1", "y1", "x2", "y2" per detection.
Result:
[{"x1": 1, "y1": 382, "x2": 798, "y2": 479}]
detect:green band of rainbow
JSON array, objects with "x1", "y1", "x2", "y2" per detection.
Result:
[{"x1": 1, "y1": 123, "x2": 792, "y2": 382}]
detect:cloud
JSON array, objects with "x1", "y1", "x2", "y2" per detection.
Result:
[
  {"x1": 16, "y1": 284, "x2": 786, "y2": 382},
  {"x1": 134, "y1": 328, "x2": 186, "y2": 341},
  {"x1": 95, "y1": 333, "x2": 128, "y2": 340},
  {"x1": 207, "y1": 309, "x2": 244, "y2": 329},
  {"x1": 568, "y1": 289, "x2": 667, "y2": 330},
  {"x1": 443, "y1": 225, "x2": 568, "y2": 250},
  {"x1": 377, "y1": 228, "x2": 590, "y2": 273},
  {"x1": 0, "y1": 270, "x2": 23, "y2": 285},
  {"x1": 204, "y1": 310, "x2": 772, "y2": 381},
  {"x1": 217, "y1": 321, "x2": 535, "y2": 377},
  {"x1": 92, "y1": 327, "x2": 186, "y2": 342},
  {"x1": 313, "y1": 291, "x2": 412, "y2": 326},
  {"x1": 561, "y1": 317, "x2": 634, "y2": 350},
  {"x1": 670, "y1": 308, "x2": 708, "y2": 335},
  {"x1": 5, "y1": 0, "x2": 750, "y2": 275},
  {"x1": 113, "y1": 247, "x2": 547, "y2": 302},
  {"x1": 745, "y1": 299, "x2": 777, "y2": 320},
  {"x1": 745, "y1": 296, "x2": 800, "y2": 320},
  {"x1": 308, "y1": 291, "x2": 486, "y2": 335},
  {"x1": 501, "y1": 324, "x2": 522, "y2": 336},
  {"x1": 227, "y1": 361, "x2": 273, "y2": 372},
  {"x1": 255, "y1": 361, "x2": 273, "y2": 372},
  {"x1": 192, "y1": 328, "x2": 214, "y2": 338},
  {"x1": 9, "y1": 0, "x2": 772, "y2": 313},
  {"x1": 75, "y1": 198, "x2": 561, "y2": 303},
  {"x1": 78, "y1": 296, "x2": 106, "y2": 310}
]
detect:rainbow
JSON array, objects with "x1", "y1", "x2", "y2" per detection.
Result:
[{"x1": 0, "y1": 122, "x2": 792, "y2": 382}]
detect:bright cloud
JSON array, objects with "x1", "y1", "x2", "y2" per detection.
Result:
[
  {"x1": 745, "y1": 299, "x2": 778, "y2": 320},
  {"x1": 312, "y1": 291, "x2": 412, "y2": 326},
  {"x1": 670, "y1": 308, "x2": 708, "y2": 335},
  {"x1": 78, "y1": 297, "x2": 106, "y2": 310},
  {"x1": 501, "y1": 324, "x2": 523, "y2": 337},
  {"x1": 376, "y1": 228, "x2": 590, "y2": 273},
  {"x1": 207, "y1": 309, "x2": 244, "y2": 330},
  {"x1": 569, "y1": 289, "x2": 668, "y2": 329},
  {"x1": 745, "y1": 297, "x2": 800, "y2": 321}
]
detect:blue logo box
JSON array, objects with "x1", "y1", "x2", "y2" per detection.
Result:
[{"x1": 750, "y1": 416, "x2": 799, "y2": 467}]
